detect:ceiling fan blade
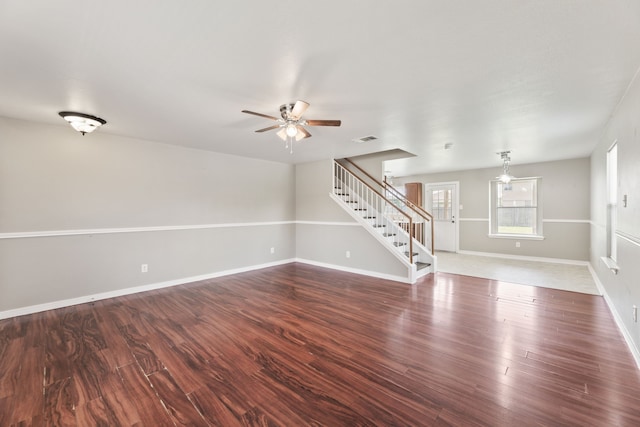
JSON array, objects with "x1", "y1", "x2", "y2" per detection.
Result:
[
  {"x1": 255, "y1": 124, "x2": 282, "y2": 133},
  {"x1": 296, "y1": 126, "x2": 311, "y2": 141},
  {"x1": 289, "y1": 100, "x2": 310, "y2": 120},
  {"x1": 276, "y1": 128, "x2": 287, "y2": 141},
  {"x1": 241, "y1": 110, "x2": 279, "y2": 121},
  {"x1": 305, "y1": 119, "x2": 341, "y2": 127}
]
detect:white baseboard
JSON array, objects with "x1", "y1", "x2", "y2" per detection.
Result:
[
  {"x1": 0, "y1": 259, "x2": 295, "y2": 320},
  {"x1": 456, "y1": 250, "x2": 590, "y2": 266},
  {"x1": 588, "y1": 264, "x2": 640, "y2": 370},
  {"x1": 0, "y1": 258, "x2": 411, "y2": 319},
  {"x1": 295, "y1": 258, "x2": 412, "y2": 284},
  {"x1": 587, "y1": 263, "x2": 607, "y2": 296}
]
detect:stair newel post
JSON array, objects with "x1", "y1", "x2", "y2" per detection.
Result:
[
  {"x1": 409, "y1": 218, "x2": 414, "y2": 264},
  {"x1": 430, "y1": 217, "x2": 434, "y2": 255}
]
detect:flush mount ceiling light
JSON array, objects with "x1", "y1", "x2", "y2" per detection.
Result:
[
  {"x1": 58, "y1": 111, "x2": 106, "y2": 135},
  {"x1": 496, "y1": 151, "x2": 516, "y2": 184}
]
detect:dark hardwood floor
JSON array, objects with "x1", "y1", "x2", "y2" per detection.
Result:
[{"x1": 2, "y1": 263, "x2": 640, "y2": 426}]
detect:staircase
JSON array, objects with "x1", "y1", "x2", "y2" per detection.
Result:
[{"x1": 331, "y1": 160, "x2": 435, "y2": 283}]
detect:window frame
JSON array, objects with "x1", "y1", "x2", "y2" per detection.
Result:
[
  {"x1": 489, "y1": 176, "x2": 544, "y2": 240},
  {"x1": 606, "y1": 141, "x2": 618, "y2": 261}
]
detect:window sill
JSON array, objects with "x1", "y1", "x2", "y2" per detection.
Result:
[
  {"x1": 601, "y1": 257, "x2": 619, "y2": 275},
  {"x1": 488, "y1": 234, "x2": 545, "y2": 241}
]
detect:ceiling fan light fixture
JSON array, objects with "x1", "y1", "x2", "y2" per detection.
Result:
[
  {"x1": 58, "y1": 111, "x2": 106, "y2": 135},
  {"x1": 242, "y1": 100, "x2": 341, "y2": 154},
  {"x1": 285, "y1": 123, "x2": 298, "y2": 137}
]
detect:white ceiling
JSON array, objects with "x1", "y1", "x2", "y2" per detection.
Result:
[{"x1": 1, "y1": 1, "x2": 639, "y2": 177}]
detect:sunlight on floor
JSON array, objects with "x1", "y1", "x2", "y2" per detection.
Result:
[{"x1": 435, "y1": 251, "x2": 599, "y2": 295}]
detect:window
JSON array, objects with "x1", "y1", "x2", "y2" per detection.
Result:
[
  {"x1": 607, "y1": 142, "x2": 617, "y2": 261},
  {"x1": 430, "y1": 188, "x2": 452, "y2": 221},
  {"x1": 490, "y1": 178, "x2": 543, "y2": 238}
]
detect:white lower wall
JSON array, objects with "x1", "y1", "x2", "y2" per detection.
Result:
[
  {"x1": 0, "y1": 223, "x2": 296, "y2": 316},
  {"x1": 295, "y1": 222, "x2": 409, "y2": 280}
]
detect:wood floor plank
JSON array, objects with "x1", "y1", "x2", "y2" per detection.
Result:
[
  {"x1": 3, "y1": 263, "x2": 640, "y2": 425},
  {"x1": 188, "y1": 386, "x2": 245, "y2": 427},
  {"x1": 44, "y1": 377, "x2": 77, "y2": 427},
  {"x1": 0, "y1": 338, "x2": 24, "y2": 400},
  {"x1": 6, "y1": 347, "x2": 44, "y2": 425},
  {"x1": 147, "y1": 368, "x2": 208, "y2": 426},
  {"x1": 117, "y1": 363, "x2": 174, "y2": 427},
  {"x1": 74, "y1": 396, "x2": 122, "y2": 427},
  {"x1": 92, "y1": 302, "x2": 135, "y2": 369},
  {"x1": 119, "y1": 323, "x2": 164, "y2": 375},
  {"x1": 71, "y1": 346, "x2": 122, "y2": 406}
]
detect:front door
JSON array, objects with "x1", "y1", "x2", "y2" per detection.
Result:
[{"x1": 426, "y1": 182, "x2": 458, "y2": 252}]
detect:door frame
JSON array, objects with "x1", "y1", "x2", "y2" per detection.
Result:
[{"x1": 425, "y1": 181, "x2": 460, "y2": 253}]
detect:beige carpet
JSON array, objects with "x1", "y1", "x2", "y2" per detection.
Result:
[{"x1": 435, "y1": 251, "x2": 600, "y2": 295}]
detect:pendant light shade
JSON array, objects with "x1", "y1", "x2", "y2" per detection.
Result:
[{"x1": 496, "y1": 151, "x2": 515, "y2": 184}]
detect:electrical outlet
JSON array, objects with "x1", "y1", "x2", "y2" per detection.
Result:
[
  {"x1": 515, "y1": 241, "x2": 520, "y2": 248},
  {"x1": 633, "y1": 305, "x2": 638, "y2": 323},
  {"x1": 141, "y1": 264, "x2": 148, "y2": 273},
  {"x1": 270, "y1": 247, "x2": 275, "y2": 254},
  {"x1": 346, "y1": 250, "x2": 351, "y2": 258}
]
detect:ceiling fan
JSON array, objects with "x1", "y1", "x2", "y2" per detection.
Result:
[{"x1": 241, "y1": 100, "x2": 341, "y2": 148}]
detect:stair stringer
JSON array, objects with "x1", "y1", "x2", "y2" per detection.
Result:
[
  {"x1": 332, "y1": 179, "x2": 435, "y2": 272},
  {"x1": 329, "y1": 192, "x2": 433, "y2": 283}
]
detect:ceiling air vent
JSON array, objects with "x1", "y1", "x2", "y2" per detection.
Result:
[{"x1": 352, "y1": 135, "x2": 378, "y2": 143}]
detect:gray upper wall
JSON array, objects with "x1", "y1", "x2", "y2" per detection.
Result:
[
  {"x1": 392, "y1": 157, "x2": 590, "y2": 221},
  {"x1": 295, "y1": 159, "x2": 354, "y2": 222},
  {"x1": 0, "y1": 117, "x2": 295, "y2": 232},
  {"x1": 0, "y1": 117, "x2": 297, "y2": 313},
  {"x1": 590, "y1": 66, "x2": 640, "y2": 358},
  {"x1": 391, "y1": 157, "x2": 591, "y2": 260}
]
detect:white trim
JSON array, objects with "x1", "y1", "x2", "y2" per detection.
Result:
[
  {"x1": 0, "y1": 220, "x2": 371, "y2": 240},
  {"x1": 460, "y1": 218, "x2": 589, "y2": 224},
  {"x1": 295, "y1": 258, "x2": 412, "y2": 284},
  {"x1": 457, "y1": 250, "x2": 590, "y2": 266},
  {"x1": 2, "y1": 217, "x2": 596, "y2": 241},
  {"x1": 488, "y1": 233, "x2": 545, "y2": 241},
  {"x1": 295, "y1": 221, "x2": 359, "y2": 226},
  {"x1": 618, "y1": 230, "x2": 640, "y2": 247},
  {"x1": 600, "y1": 256, "x2": 619, "y2": 275},
  {"x1": 0, "y1": 221, "x2": 295, "y2": 240},
  {"x1": 0, "y1": 259, "x2": 295, "y2": 320},
  {"x1": 542, "y1": 219, "x2": 590, "y2": 224},
  {"x1": 587, "y1": 263, "x2": 606, "y2": 296},
  {"x1": 589, "y1": 263, "x2": 640, "y2": 370}
]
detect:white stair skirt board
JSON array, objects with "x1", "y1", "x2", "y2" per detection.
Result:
[
  {"x1": 295, "y1": 258, "x2": 413, "y2": 284},
  {"x1": 330, "y1": 177, "x2": 433, "y2": 283}
]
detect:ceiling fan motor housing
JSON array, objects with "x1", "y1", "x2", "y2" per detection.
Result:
[{"x1": 279, "y1": 103, "x2": 295, "y2": 120}]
